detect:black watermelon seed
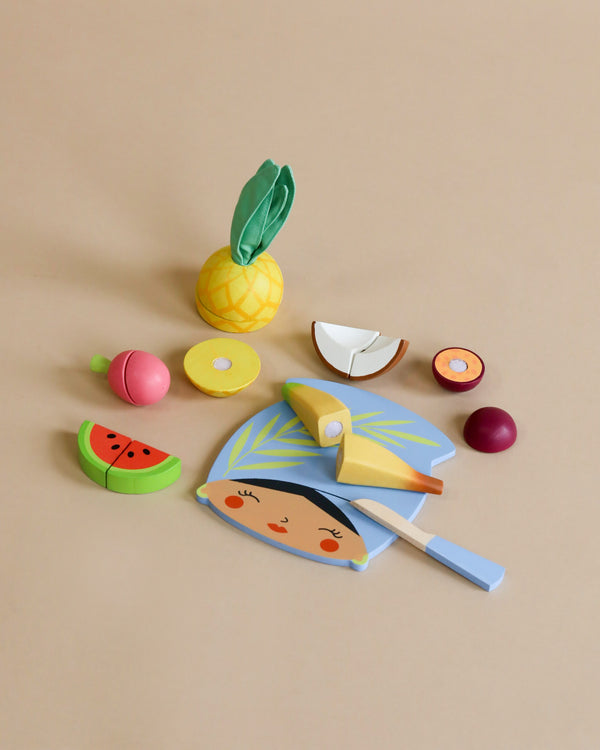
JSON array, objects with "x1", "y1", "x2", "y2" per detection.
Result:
[
  {"x1": 142, "y1": 448, "x2": 151, "y2": 455},
  {"x1": 111, "y1": 444, "x2": 120, "y2": 450},
  {"x1": 127, "y1": 451, "x2": 134, "y2": 458},
  {"x1": 107, "y1": 433, "x2": 116, "y2": 439}
]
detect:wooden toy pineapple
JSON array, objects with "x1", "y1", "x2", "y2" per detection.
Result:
[{"x1": 195, "y1": 159, "x2": 295, "y2": 332}]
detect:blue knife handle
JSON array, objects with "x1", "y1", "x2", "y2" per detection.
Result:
[{"x1": 425, "y1": 536, "x2": 505, "y2": 591}]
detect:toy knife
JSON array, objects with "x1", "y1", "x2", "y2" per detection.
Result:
[{"x1": 350, "y1": 498, "x2": 505, "y2": 591}]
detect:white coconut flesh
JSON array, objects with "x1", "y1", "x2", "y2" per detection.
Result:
[{"x1": 313, "y1": 321, "x2": 406, "y2": 379}]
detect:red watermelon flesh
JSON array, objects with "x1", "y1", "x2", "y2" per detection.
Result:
[
  {"x1": 89, "y1": 423, "x2": 132, "y2": 464},
  {"x1": 110, "y1": 441, "x2": 170, "y2": 470}
]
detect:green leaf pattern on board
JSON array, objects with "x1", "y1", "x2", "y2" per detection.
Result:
[
  {"x1": 351, "y1": 412, "x2": 441, "y2": 450},
  {"x1": 251, "y1": 415, "x2": 281, "y2": 451},
  {"x1": 232, "y1": 462, "x2": 305, "y2": 471},
  {"x1": 225, "y1": 414, "x2": 319, "y2": 476},
  {"x1": 225, "y1": 405, "x2": 441, "y2": 476},
  {"x1": 227, "y1": 423, "x2": 254, "y2": 472},
  {"x1": 254, "y1": 449, "x2": 322, "y2": 457}
]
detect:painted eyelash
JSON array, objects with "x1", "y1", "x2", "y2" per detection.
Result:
[
  {"x1": 318, "y1": 527, "x2": 343, "y2": 539},
  {"x1": 238, "y1": 490, "x2": 260, "y2": 502}
]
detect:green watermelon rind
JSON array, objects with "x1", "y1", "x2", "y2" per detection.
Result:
[
  {"x1": 78, "y1": 420, "x2": 114, "y2": 488},
  {"x1": 106, "y1": 456, "x2": 182, "y2": 494},
  {"x1": 77, "y1": 420, "x2": 181, "y2": 494}
]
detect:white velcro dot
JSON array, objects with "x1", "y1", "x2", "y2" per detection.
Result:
[
  {"x1": 449, "y1": 358, "x2": 468, "y2": 373},
  {"x1": 212, "y1": 357, "x2": 233, "y2": 371},
  {"x1": 324, "y1": 421, "x2": 344, "y2": 438}
]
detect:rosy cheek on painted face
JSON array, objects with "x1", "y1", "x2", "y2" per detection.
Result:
[
  {"x1": 225, "y1": 495, "x2": 244, "y2": 509},
  {"x1": 320, "y1": 538, "x2": 340, "y2": 553}
]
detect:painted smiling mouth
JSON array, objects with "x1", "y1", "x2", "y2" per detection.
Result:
[{"x1": 267, "y1": 523, "x2": 288, "y2": 534}]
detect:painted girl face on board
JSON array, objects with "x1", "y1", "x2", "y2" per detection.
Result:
[{"x1": 202, "y1": 478, "x2": 368, "y2": 569}]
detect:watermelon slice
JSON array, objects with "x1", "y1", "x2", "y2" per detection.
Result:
[{"x1": 77, "y1": 420, "x2": 181, "y2": 494}]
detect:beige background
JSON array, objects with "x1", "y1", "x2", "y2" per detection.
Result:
[{"x1": 1, "y1": 2, "x2": 598, "y2": 749}]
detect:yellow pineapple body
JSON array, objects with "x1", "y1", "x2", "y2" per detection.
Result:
[{"x1": 195, "y1": 246, "x2": 284, "y2": 333}]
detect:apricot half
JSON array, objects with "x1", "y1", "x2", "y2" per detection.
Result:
[{"x1": 432, "y1": 347, "x2": 485, "y2": 392}]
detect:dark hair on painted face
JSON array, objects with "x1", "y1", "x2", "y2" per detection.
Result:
[{"x1": 235, "y1": 478, "x2": 360, "y2": 535}]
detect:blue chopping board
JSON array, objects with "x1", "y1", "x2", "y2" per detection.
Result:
[{"x1": 196, "y1": 378, "x2": 455, "y2": 570}]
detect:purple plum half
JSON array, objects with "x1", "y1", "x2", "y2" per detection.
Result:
[{"x1": 463, "y1": 407, "x2": 517, "y2": 453}]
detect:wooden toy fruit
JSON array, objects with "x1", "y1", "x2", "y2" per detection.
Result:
[
  {"x1": 311, "y1": 321, "x2": 409, "y2": 379},
  {"x1": 282, "y1": 382, "x2": 352, "y2": 447},
  {"x1": 463, "y1": 407, "x2": 517, "y2": 452},
  {"x1": 90, "y1": 351, "x2": 170, "y2": 405},
  {"x1": 183, "y1": 338, "x2": 261, "y2": 397},
  {"x1": 77, "y1": 420, "x2": 181, "y2": 493},
  {"x1": 336, "y1": 433, "x2": 443, "y2": 494},
  {"x1": 195, "y1": 247, "x2": 284, "y2": 333},
  {"x1": 195, "y1": 159, "x2": 295, "y2": 333},
  {"x1": 432, "y1": 347, "x2": 485, "y2": 392}
]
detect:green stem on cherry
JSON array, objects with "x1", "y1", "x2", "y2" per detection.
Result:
[{"x1": 90, "y1": 354, "x2": 111, "y2": 374}]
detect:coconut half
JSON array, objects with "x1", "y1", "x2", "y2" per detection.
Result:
[{"x1": 311, "y1": 321, "x2": 409, "y2": 380}]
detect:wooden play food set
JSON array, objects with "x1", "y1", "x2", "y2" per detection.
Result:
[
  {"x1": 195, "y1": 159, "x2": 295, "y2": 332},
  {"x1": 74, "y1": 158, "x2": 514, "y2": 590},
  {"x1": 90, "y1": 350, "x2": 170, "y2": 405},
  {"x1": 183, "y1": 338, "x2": 261, "y2": 397},
  {"x1": 312, "y1": 320, "x2": 409, "y2": 380},
  {"x1": 78, "y1": 420, "x2": 181, "y2": 493},
  {"x1": 432, "y1": 347, "x2": 485, "y2": 391}
]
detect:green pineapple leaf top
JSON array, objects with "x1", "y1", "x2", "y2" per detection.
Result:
[{"x1": 230, "y1": 159, "x2": 295, "y2": 266}]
